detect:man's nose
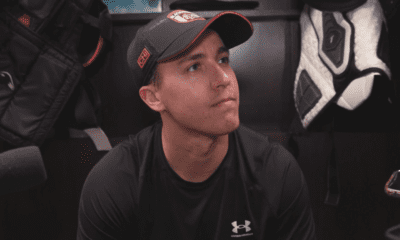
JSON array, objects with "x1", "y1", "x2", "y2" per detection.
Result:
[{"x1": 209, "y1": 64, "x2": 230, "y2": 90}]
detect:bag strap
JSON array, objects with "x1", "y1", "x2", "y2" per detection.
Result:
[
  {"x1": 53, "y1": 0, "x2": 112, "y2": 67},
  {"x1": 62, "y1": 0, "x2": 112, "y2": 150},
  {"x1": 79, "y1": 1, "x2": 112, "y2": 42},
  {"x1": 71, "y1": 0, "x2": 111, "y2": 130},
  {"x1": 324, "y1": 128, "x2": 340, "y2": 206},
  {"x1": 289, "y1": 109, "x2": 341, "y2": 206},
  {"x1": 80, "y1": 3, "x2": 112, "y2": 67},
  {"x1": 74, "y1": 79, "x2": 100, "y2": 128},
  {"x1": 70, "y1": 75, "x2": 112, "y2": 151}
]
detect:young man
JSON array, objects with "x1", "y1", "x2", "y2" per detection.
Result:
[{"x1": 77, "y1": 9, "x2": 316, "y2": 240}]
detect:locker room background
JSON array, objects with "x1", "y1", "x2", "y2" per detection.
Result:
[{"x1": 1, "y1": 0, "x2": 400, "y2": 239}]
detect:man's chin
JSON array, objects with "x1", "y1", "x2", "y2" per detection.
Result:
[{"x1": 207, "y1": 118, "x2": 240, "y2": 136}]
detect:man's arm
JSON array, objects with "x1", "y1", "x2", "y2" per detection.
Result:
[{"x1": 274, "y1": 144, "x2": 317, "y2": 240}]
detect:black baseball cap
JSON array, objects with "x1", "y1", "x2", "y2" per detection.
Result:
[{"x1": 127, "y1": 10, "x2": 253, "y2": 89}]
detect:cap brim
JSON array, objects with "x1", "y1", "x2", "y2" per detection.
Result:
[{"x1": 158, "y1": 11, "x2": 253, "y2": 63}]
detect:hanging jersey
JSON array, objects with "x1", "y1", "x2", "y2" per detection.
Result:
[
  {"x1": 76, "y1": 120, "x2": 316, "y2": 239},
  {"x1": 294, "y1": 0, "x2": 392, "y2": 129}
]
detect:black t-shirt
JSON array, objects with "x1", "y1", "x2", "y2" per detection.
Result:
[{"x1": 77, "y1": 120, "x2": 316, "y2": 240}]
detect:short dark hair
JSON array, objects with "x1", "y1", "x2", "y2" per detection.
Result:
[{"x1": 148, "y1": 63, "x2": 162, "y2": 91}]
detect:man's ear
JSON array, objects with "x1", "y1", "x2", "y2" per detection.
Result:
[{"x1": 139, "y1": 85, "x2": 164, "y2": 113}]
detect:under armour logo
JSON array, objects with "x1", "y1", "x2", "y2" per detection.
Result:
[{"x1": 232, "y1": 220, "x2": 251, "y2": 234}]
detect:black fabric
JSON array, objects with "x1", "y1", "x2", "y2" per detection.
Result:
[
  {"x1": 0, "y1": 0, "x2": 112, "y2": 148},
  {"x1": 378, "y1": 22, "x2": 391, "y2": 70},
  {"x1": 324, "y1": 130, "x2": 340, "y2": 206},
  {"x1": 0, "y1": 9, "x2": 83, "y2": 147},
  {"x1": 302, "y1": 0, "x2": 367, "y2": 12},
  {"x1": 77, "y1": 120, "x2": 316, "y2": 240}
]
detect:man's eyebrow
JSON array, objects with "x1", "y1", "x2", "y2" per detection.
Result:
[{"x1": 178, "y1": 46, "x2": 229, "y2": 65}]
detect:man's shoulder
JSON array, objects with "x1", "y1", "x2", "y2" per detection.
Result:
[
  {"x1": 80, "y1": 123, "x2": 159, "y2": 201},
  {"x1": 236, "y1": 124, "x2": 291, "y2": 161},
  {"x1": 235, "y1": 125, "x2": 302, "y2": 211},
  {"x1": 236, "y1": 124, "x2": 271, "y2": 149},
  {"x1": 87, "y1": 121, "x2": 161, "y2": 180},
  {"x1": 235, "y1": 126, "x2": 300, "y2": 195},
  {"x1": 128, "y1": 120, "x2": 161, "y2": 143}
]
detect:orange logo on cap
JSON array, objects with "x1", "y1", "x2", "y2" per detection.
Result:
[
  {"x1": 137, "y1": 47, "x2": 151, "y2": 69},
  {"x1": 167, "y1": 10, "x2": 206, "y2": 23}
]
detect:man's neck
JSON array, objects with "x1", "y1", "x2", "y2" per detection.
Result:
[{"x1": 161, "y1": 123, "x2": 229, "y2": 182}]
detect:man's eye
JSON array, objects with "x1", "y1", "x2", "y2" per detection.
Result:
[
  {"x1": 187, "y1": 57, "x2": 229, "y2": 72},
  {"x1": 188, "y1": 63, "x2": 199, "y2": 72},
  {"x1": 219, "y1": 57, "x2": 229, "y2": 64}
]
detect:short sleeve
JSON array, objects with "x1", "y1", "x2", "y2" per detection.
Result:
[
  {"x1": 76, "y1": 147, "x2": 136, "y2": 240},
  {"x1": 273, "y1": 144, "x2": 317, "y2": 240}
]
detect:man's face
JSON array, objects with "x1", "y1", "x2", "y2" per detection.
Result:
[{"x1": 153, "y1": 29, "x2": 240, "y2": 136}]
